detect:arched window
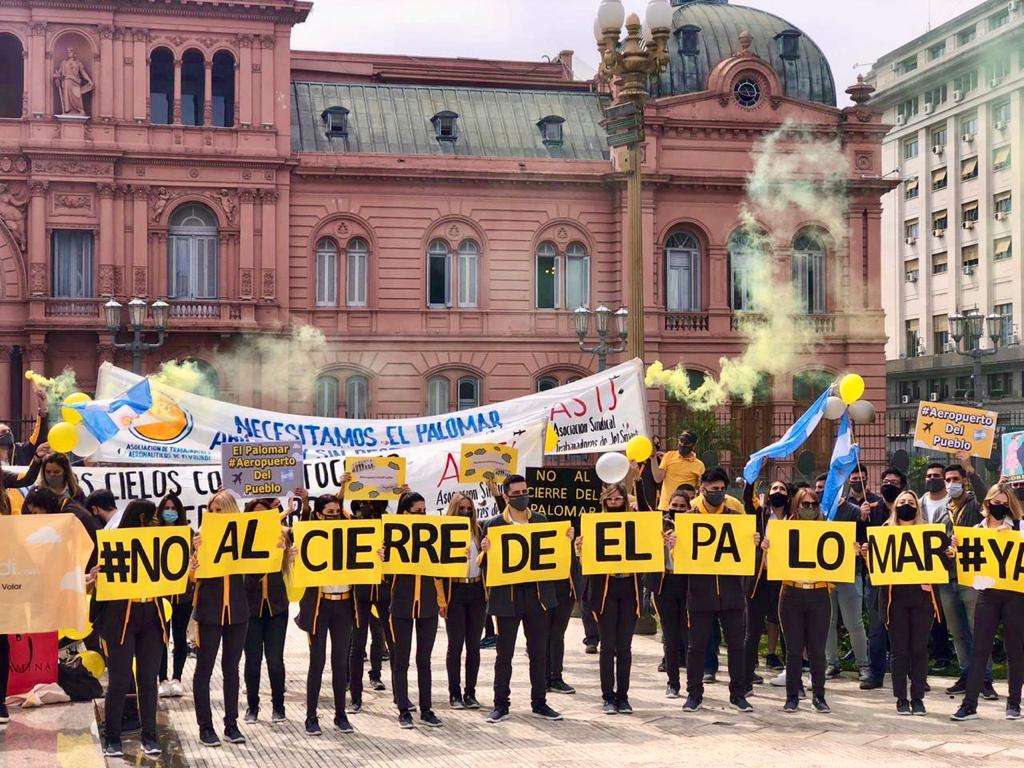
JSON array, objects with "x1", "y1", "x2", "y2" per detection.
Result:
[
  {"x1": 536, "y1": 241, "x2": 559, "y2": 309},
  {"x1": 793, "y1": 229, "x2": 827, "y2": 314},
  {"x1": 149, "y1": 47, "x2": 174, "y2": 125},
  {"x1": 346, "y1": 237, "x2": 369, "y2": 307},
  {"x1": 426, "y1": 375, "x2": 449, "y2": 416},
  {"x1": 180, "y1": 49, "x2": 205, "y2": 126},
  {"x1": 536, "y1": 241, "x2": 590, "y2": 310},
  {"x1": 183, "y1": 358, "x2": 220, "y2": 398},
  {"x1": 426, "y1": 373, "x2": 481, "y2": 415},
  {"x1": 427, "y1": 239, "x2": 451, "y2": 308},
  {"x1": 314, "y1": 375, "x2": 339, "y2": 418},
  {"x1": 728, "y1": 230, "x2": 760, "y2": 311},
  {"x1": 0, "y1": 34, "x2": 23, "y2": 118},
  {"x1": 168, "y1": 203, "x2": 218, "y2": 299},
  {"x1": 457, "y1": 376, "x2": 480, "y2": 410},
  {"x1": 457, "y1": 239, "x2": 479, "y2": 308},
  {"x1": 315, "y1": 237, "x2": 338, "y2": 307},
  {"x1": 537, "y1": 377, "x2": 559, "y2": 392},
  {"x1": 565, "y1": 242, "x2": 590, "y2": 309},
  {"x1": 665, "y1": 230, "x2": 701, "y2": 311},
  {"x1": 793, "y1": 370, "x2": 833, "y2": 403},
  {"x1": 344, "y1": 375, "x2": 369, "y2": 418},
  {"x1": 211, "y1": 51, "x2": 235, "y2": 128}
]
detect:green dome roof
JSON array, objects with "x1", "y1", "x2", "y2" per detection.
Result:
[{"x1": 655, "y1": 1, "x2": 837, "y2": 107}]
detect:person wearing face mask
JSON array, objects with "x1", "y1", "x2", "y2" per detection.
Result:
[
  {"x1": 348, "y1": 498, "x2": 391, "y2": 714},
  {"x1": 653, "y1": 431, "x2": 705, "y2": 514},
  {"x1": 440, "y1": 493, "x2": 486, "y2": 710},
  {"x1": 949, "y1": 484, "x2": 1024, "y2": 721},
  {"x1": 0, "y1": 387, "x2": 47, "y2": 467},
  {"x1": 681, "y1": 467, "x2": 758, "y2": 714},
  {"x1": 295, "y1": 492, "x2": 358, "y2": 736},
  {"x1": 860, "y1": 491, "x2": 939, "y2": 715},
  {"x1": 154, "y1": 493, "x2": 193, "y2": 699},
  {"x1": 36, "y1": 451, "x2": 85, "y2": 506},
  {"x1": 575, "y1": 484, "x2": 641, "y2": 714},
  {"x1": 649, "y1": 488, "x2": 691, "y2": 698},
  {"x1": 480, "y1": 474, "x2": 567, "y2": 724}
]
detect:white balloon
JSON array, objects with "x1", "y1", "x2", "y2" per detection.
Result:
[
  {"x1": 823, "y1": 396, "x2": 847, "y2": 421},
  {"x1": 848, "y1": 399, "x2": 876, "y2": 425},
  {"x1": 72, "y1": 426, "x2": 100, "y2": 459},
  {"x1": 595, "y1": 451, "x2": 630, "y2": 484}
]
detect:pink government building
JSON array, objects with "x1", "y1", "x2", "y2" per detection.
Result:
[{"x1": 0, "y1": 0, "x2": 891, "y2": 476}]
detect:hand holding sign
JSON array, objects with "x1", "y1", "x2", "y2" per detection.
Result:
[
  {"x1": 579, "y1": 512, "x2": 664, "y2": 575},
  {"x1": 96, "y1": 526, "x2": 193, "y2": 601},
  {"x1": 195, "y1": 511, "x2": 284, "y2": 578},
  {"x1": 485, "y1": 521, "x2": 571, "y2": 587},
  {"x1": 764, "y1": 520, "x2": 857, "y2": 584},
  {"x1": 913, "y1": 402, "x2": 997, "y2": 458},
  {"x1": 865, "y1": 524, "x2": 949, "y2": 586}
]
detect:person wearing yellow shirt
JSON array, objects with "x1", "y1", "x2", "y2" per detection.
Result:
[{"x1": 653, "y1": 431, "x2": 705, "y2": 512}]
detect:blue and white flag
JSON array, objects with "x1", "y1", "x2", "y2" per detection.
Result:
[
  {"x1": 742, "y1": 386, "x2": 832, "y2": 484},
  {"x1": 822, "y1": 412, "x2": 861, "y2": 521},
  {"x1": 70, "y1": 379, "x2": 155, "y2": 444}
]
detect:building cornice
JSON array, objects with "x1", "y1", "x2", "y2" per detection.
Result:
[{"x1": 0, "y1": 0, "x2": 311, "y2": 24}]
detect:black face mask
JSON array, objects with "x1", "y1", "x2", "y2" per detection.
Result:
[
  {"x1": 508, "y1": 495, "x2": 530, "y2": 512},
  {"x1": 768, "y1": 492, "x2": 789, "y2": 509},
  {"x1": 988, "y1": 503, "x2": 1010, "y2": 521},
  {"x1": 895, "y1": 504, "x2": 917, "y2": 522},
  {"x1": 880, "y1": 485, "x2": 901, "y2": 504},
  {"x1": 704, "y1": 489, "x2": 726, "y2": 508},
  {"x1": 849, "y1": 481, "x2": 864, "y2": 495},
  {"x1": 925, "y1": 478, "x2": 945, "y2": 494},
  {"x1": 605, "y1": 501, "x2": 628, "y2": 512},
  {"x1": 0, "y1": 433, "x2": 13, "y2": 448},
  {"x1": 678, "y1": 442, "x2": 694, "y2": 456}
]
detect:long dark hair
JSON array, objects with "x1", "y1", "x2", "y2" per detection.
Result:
[
  {"x1": 245, "y1": 497, "x2": 282, "y2": 513},
  {"x1": 155, "y1": 493, "x2": 186, "y2": 526},
  {"x1": 397, "y1": 492, "x2": 425, "y2": 514},
  {"x1": 38, "y1": 452, "x2": 81, "y2": 497},
  {"x1": 351, "y1": 500, "x2": 388, "y2": 520},
  {"x1": 600, "y1": 483, "x2": 630, "y2": 512},
  {"x1": 119, "y1": 500, "x2": 157, "y2": 529},
  {"x1": 312, "y1": 493, "x2": 343, "y2": 520}
]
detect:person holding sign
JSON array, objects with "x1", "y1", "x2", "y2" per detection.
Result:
[
  {"x1": 386, "y1": 492, "x2": 445, "y2": 730},
  {"x1": 950, "y1": 485, "x2": 1024, "y2": 722},
  {"x1": 90, "y1": 500, "x2": 167, "y2": 759},
  {"x1": 155, "y1": 493, "x2": 194, "y2": 700},
  {"x1": 294, "y1": 493, "x2": 358, "y2": 736},
  {"x1": 649, "y1": 488, "x2": 691, "y2": 699},
  {"x1": 440, "y1": 493, "x2": 487, "y2": 710},
  {"x1": 348, "y1": 498, "x2": 391, "y2": 714}
]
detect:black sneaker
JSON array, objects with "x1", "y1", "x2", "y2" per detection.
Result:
[
  {"x1": 450, "y1": 694, "x2": 466, "y2": 710},
  {"x1": 141, "y1": 738, "x2": 162, "y2": 756},
  {"x1": 751, "y1": 673, "x2": 764, "y2": 685},
  {"x1": 347, "y1": 699, "x2": 362, "y2": 715},
  {"x1": 783, "y1": 697, "x2": 798, "y2": 713},
  {"x1": 859, "y1": 678, "x2": 883, "y2": 691},
  {"x1": 223, "y1": 723, "x2": 246, "y2": 744},
  {"x1": 199, "y1": 727, "x2": 221, "y2": 747},
  {"x1": 334, "y1": 713, "x2": 354, "y2": 733},
  {"x1": 585, "y1": 644, "x2": 598, "y2": 655},
  {"x1": 945, "y1": 677, "x2": 967, "y2": 696},
  {"x1": 463, "y1": 693, "x2": 480, "y2": 710},
  {"x1": 479, "y1": 635, "x2": 497, "y2": 649},
  {"x1": 271, "y1": 706, "x2": 286, "y2": 723},
  {"x1": 896, "y1": 699, "x2": 911, "y2": 716},
  {"x1": 682, "y1": 695, "x2": 702, "y2": 713},
  {"x1": 951, "y1": 703, "x2": 978, "y2": 721},
  {"x1": 658, "y1": 659, "x2": 666, "y2": 672},
  {"x1": 486, "y1": 706, "x2": 510, "y2": 724},
  {"x1": 812, "y1": 696, "x2": 830, "y2": 714},
  {"x1": 982, "y1": 682, "x2": 1000, "y2": 701},
  {"x1": 730, "y1": 695, "x2": 754, "y2": 713},
  {"x1": 766, "y1": 653, "x2": 784, "y2": 671},
  {"x1": 305, "y1": 717, "x2": 322, "y2": 736},
  {"x1": 103, "y1": 741, "x2": 124, "y2": 758},
  {"x1": 421, "y1": 710, "x2": 442, "y2": 728},
  {"x1": 825, "y1": 665, "x2": 841, "y2": 679},
  {"x1": 911, "y1": 699, "x2": 927, "y2": 716},
  {"x1": 616, "y1": 699, "x2": 633, "y2": 715},
  {"x1": 548, "y1": 679, "x2": 576, "y2": 695},
  {"x1": 0, "y1": 702, "x2": 8, "y2": 724},
  {"x1": 369, "y1": 675, "x2": 386, "y2": 691},
  {"x1": 244, "y1": 707, "x2": 258, "y2": 724},
  {"x1": 531, "y1": 704, "x2": 563, "y2": 721},
  {"x1": 1006, "y1": 703, "x2": 1021, "y2": 720},
  {"x1": 398, "y1": 711, "x2": 415, "y2": 729},
  {"x1": 602, "y1": 700, "x2": 618, "y2": 715},
  {"x1": 665, "y1": 685, "x2": 680, "y2": 699}
]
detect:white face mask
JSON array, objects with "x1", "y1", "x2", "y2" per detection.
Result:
[{"x1": 947, "y1": 482, "x2": 964, "y2": 499}]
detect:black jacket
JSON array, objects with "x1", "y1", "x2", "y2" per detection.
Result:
[
  {"x1": 92, "y1": 597, "x2": 168, "y2": 647},
  {"x1": 245, "y1": 571, "x2": 289, "y2": 619},
  {"x1": 9, "y1": 413, "x2": 46, "y2": 467},
  {"x1": 295, "y1": 586, "x2": 360, "y2": 634},
  {"x1": 388, "y1": 574, "x2": 442, "y2": 620},
  {"x1": 846, "y1": 490, "x2": 888, "y2": 542},
  {"x1": 481, "y1": 511, "x2": 559, "y2": 616},
  {"x1": 193, "y1": 574, "x2": 250, "y2": 626}
]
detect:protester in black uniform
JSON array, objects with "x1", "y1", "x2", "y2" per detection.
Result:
[
  {"x1": 155, "y1": 493, "x2": 193, "y2": 699},
  {"x1": 348, "y1": 498, "x2": 391, "y2": 713},
  {"x1": 650, "y1": 487, "x2": 690, "y2": 698},
  {"x1": 0, "y1": 387, "x2": 46, "y2": 466}
]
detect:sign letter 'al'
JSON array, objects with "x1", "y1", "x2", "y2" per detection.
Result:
[
  {"x1": 96, "y1": 526, "x2": 192, "y2": 601},
  {"x1": 672, "y1": 514, "x2": 756, "y2": 576},
  {"x1": 579, "y1": 511, "x2": 664, "y2": 575},
  {"x1": 486, "y1": 522, "x2": 571, "y2": 587},
  {"x1": 765, "y1": 520, "x2": 856, "y2": 584},
  {"x1": 196, "y1": 511, "x2": 284, "y2": 578},
  {"x1": 867, "y1": 524, "x2": 949, "y2": 586}
]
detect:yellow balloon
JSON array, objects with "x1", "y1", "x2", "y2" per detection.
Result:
[
  {"x1": 161, "y1": 598, "x2": 173, "y2": 621},
  {"x1": 59, "y1": 622, "x2": 92, "y2": 642},
  {"x1": 61, "y1": 392, "x2": 91, "y2": 425},
  {"x1": 80, "y1": 650, "x2": 106, "y2": 679},
  {"x1": 47, "y1": 421, "x2": 80, "y2": 454},
  {"x1": 839, "y1": 374, "x2": 866, "y2": 406},
  {"x1": 625, "y1": 435, "x2": 654, "y2": 463},
  {"x1": 285, "y1": 573, "x2": 304, "y2": 604},
  {"x1": 544, "y1": 424, "x2": 559, "y2": 454}
]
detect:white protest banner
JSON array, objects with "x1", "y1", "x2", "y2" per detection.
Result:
[
  {"x1": 92, "y1": 359, "x2": 647, "y2": 464},
  {"x1": 12, "y1": 420, "x2": 546, "y2": 525}
]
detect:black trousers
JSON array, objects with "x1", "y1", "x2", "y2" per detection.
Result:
[
  {"x1": 158, "y1": 601, "x2": 192, "y2": 682},
  {"x1": 778, "y1": 587, "x2": 830, "y2": 699},
  {"x1": 194, "y1": 622, "x2": 247, "y2": 731},
  {"x1": 687, "y1": 608, "x2": 745, "y2": 698},
  {"x1": 307, "y1": 598, "x2": 355, "y2": 718},
  {"x1": 742, "y1": 581, "x2": 778, "y2": 691},
  {"x1": 885, "y1": 597, "x2": 932, "y2": 702},
  {"x1": 350, "y1": 594, "x2": 391, "y2": 703},
  {"x1": 389, "y1": 616, "x2": 438, "y2": 713},
  {"x1": 546, "y1": 581, "x2": 575, "y2": 683},
  {"x1": 244, "y1": 610, "x2": 288, "y2": 712},
  {"x1": 964, "y1": 590, "x2": 1024, "y2": 708},
  {"x1": 494, "y1": 587, "x2": 550, "y2": 710},
  {"x1": 0, "y1": 634, "x2": 7, "y2": 702},
  {"x1": 653, "y1": 574, "x2": 687, "y2": 689},
  {"x1": 105, "y1": 603, "x2": 163, "y2": 743},
  {"x1": 445, "y1": 581, "x2": 486, "y2": 698},
  {"x1": 597, "y1": 578, "x2": 638, "y2": 703}
]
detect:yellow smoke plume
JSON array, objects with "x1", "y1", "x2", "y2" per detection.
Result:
[{"x1": 25, "y1": 367, "x2": 79, "y2": 413}]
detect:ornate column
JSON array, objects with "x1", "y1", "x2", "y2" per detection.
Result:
[
  {"x1": 98, "y1": 25, "x2": 114, "y2": 120},
  {"x1": 708, "y1": 245, "x2": 729, "y2": 310},
  {"x1": 203, "y1": 59, "x2": 213, "y2": 126},
  {"x1": 238, "y1": 35, "x2": 253, "y2": 128},
  {"x1": 132, "y1": 187, "x2": 149, "y2": 296},
  {"x1": 0, "y1": 345, "x2": 11, "y2": 421},
  {"x1": 28, "y1": 22, "x2": 46, "y2": 119},
  {"x1": 134, "y1": 30, "x2": 149, "y2": 123},
  {"x1": 97, "y1": 184, "x2": 116, "y2": 296},
  {"x1": 111, "y1": 27, "x2": 124, "y2": 120},
  {"x1": 172, "y1": 57, "x2": 182, "y2": 124},
  {"x1": 260, "y1": 189, "x2": 277, "y2": 299},
  {"x1": 259, "y1": 35, "x2": 274, "y2": 128},
  {"x1": 239, "y1": 190, "x2": 255, "y2": 298},
  {"x1": 27, "y1": 181, "x2": 47, "y2": 297}
]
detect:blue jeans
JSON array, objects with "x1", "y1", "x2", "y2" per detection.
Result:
[
  {"x1": 826, "y1": 578, "x2": 869, "y2": 669},
  {"x1": 864, "y1": 580, "x2": 889, "y2": 680}
]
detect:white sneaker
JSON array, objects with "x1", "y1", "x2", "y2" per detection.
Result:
[
  {"x1": 158, "y1": 680, "x2": 172, "y2": 698},
  {"x1": 170, "y1": 679, "x2": 185, "y2": 698},
  {"x1": 769, "y1": 671, "x2": 787, "y2": 687}
]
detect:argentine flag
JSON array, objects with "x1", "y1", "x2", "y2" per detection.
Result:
[
  {"x1": 821, "y1": 413, "x2": 861, "y2": 521},
  {"x1": 742, "y1": 386, "x2": 832, "y2": 485},
  {"x1": 70, "y1": 379, "x2": 155, "y2": 444}
]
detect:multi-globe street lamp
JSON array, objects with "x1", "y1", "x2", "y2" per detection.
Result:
[
  {"x1": 575, "y1": 305, "x2": 629, "y2": 372},
  {"x1": 104, "y1": 297, "x2": 171, "y2": 375},
  {"x1": 947, "y1": 310, "x2": 1008, "y2": 406}
]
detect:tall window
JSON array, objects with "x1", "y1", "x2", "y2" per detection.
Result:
[
  {"x1": 180, "y1": 49, "x2": 205, "y2": 127},
  {"x1": 0, "y1": 34, "x2": 24, "y2": 118},
  {"x1": 665, "y1": 230, "x2": 701, "y2": 311},
  {"x1": 792, "y1": 230, "x2": 827, "y2": 314},
  {"x1": 51, "y1": 230, "x2": 93, "y2": 297},
  {"x1": 535, "y1": 241, "x2": 591, "y2": 310},
  {"x1": 315, "y1": 237, "x2": 338, "y2": 307},
  {"x1": 536, "y1": 377, "x2": 559, "y2": 392},
  {"x1": 995, "y1": 303, "x2": 1014, "y2": 346},
  {"x1": 457, "y1": 239, "x2": 479, "y2": 308},
  {"x1": 211, "y1": 51, "x2": 235, "y2": 128},
  {"x1": 314, "y1": 375, "x2": 339, "y2": 418},
  {"x1": 168, "y1": 204, "x2": 218, "y2": 299},
  {"x1": 427, "y1": 376, "x2": 449, "y2": 416},
  {"x1": 728, "y1": 230, "x2": 759, "y2": 311},
  {"x1": 346, "y1": 237, "x2": 368, "y2": 307},
  {"x1": 565, "y1": 242, "x2": 590, "y2": 310},
  {"x1": 149, "y1": 47, "x2": 174, "y2": 125},
  {"x1": 903, "y1": 136, "x2": 919, "y2": 160},
  {"x1": 457, "y1": 377, "x2": 480, "y2": 410},
  {"x1": 427, "y1": 239, "x2": 451, "y2": 308},
  {"x1": 426, "y1": 238, "x2": 478, "y2": 308},
  {"x1": 344, "y1": 375, "x2": 369, "y2": 418},
  {"x1": 536, "y1": 241, "x2": 559, "y2": 309},
  {"x1": 426, "y1": 374, "x2": 480, "y2": 415}
]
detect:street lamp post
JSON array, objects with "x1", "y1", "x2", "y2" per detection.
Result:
[
  {"x1": 948, "y1": 310, "x2": 1007, "y2": 406},
  {"x1": 576, "y1": 305, "x2": 629, "y2": 372},
  {"x1": 105, "y1": 298, "x2": 171, "y2": 375},
  {"x1": 594, "y1": 0, "x2": 673, "y2": 361}
]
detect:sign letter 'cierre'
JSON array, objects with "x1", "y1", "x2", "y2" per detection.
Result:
[
  {"x1": 380, "y1": 514, "x2": 471, "y2": 578},
  {"x1": 196, "y1": 511, "x2": 284, "y2": 578},
  {"x1": 486, "y1": 521, "x2": 571, "y2": 587},
  {"x1": 672, "y1": 513, "x2": 756, "y2": 576},
  {"x1": 867, "y1": 524, "x2": 949, "y2": 586},
  {"x1": 96, "y1": 526, "x2": 193, "y2": 601},
  {"x1": 764, "y1": 520, "x2": 857, "y2": 584},
  {"x1": 291, "y1": 519, "x2": 383, "y2": 588},
  {"x1": 579, "y1": 511, "x2": 664, "y2": 575}
]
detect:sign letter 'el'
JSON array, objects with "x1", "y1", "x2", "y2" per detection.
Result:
[
  {"x1": 765, "y1": 520, "x2": 856, "y2": 584},
  {"x1": 291, "y1": 520, "x2": 383, "y2": 588},
  {"x1": 486, "y1": 521, "x2": 571, "y2": 587},
  {"x1": 196, "y1": 511, "x2": 284, "y2": 578},
  {"x1": 672, "y1": 514, "x2": 756, "y2": 576},
  {"x1": 380, "y1": 515, "x2": 471, "y2": 578},
  {"x1": 579, "y1": 511, "x2": 664, "y2": 575},
  {"x1": 866, "y1": 524, "x2": 949, "y2": 586},
  {"x1": 96, "y1": 526, "x2": 193, "y2": 601}
]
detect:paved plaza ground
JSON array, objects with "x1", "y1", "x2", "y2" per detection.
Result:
[{"x1": 5, "y1": 614, "x2": 1024, "y2": 768}]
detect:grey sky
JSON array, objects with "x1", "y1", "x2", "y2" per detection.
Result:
[{"x1": 292, "y1": 0, "x2": 985, "y2": 104}]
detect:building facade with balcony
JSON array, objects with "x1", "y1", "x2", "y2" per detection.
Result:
[
  {"x1": 0, "y1": 0, "x2": 888, "y2": 471},
  {"x1": 868, "y1": 0, "x2": 1024, "y2": 413}
]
